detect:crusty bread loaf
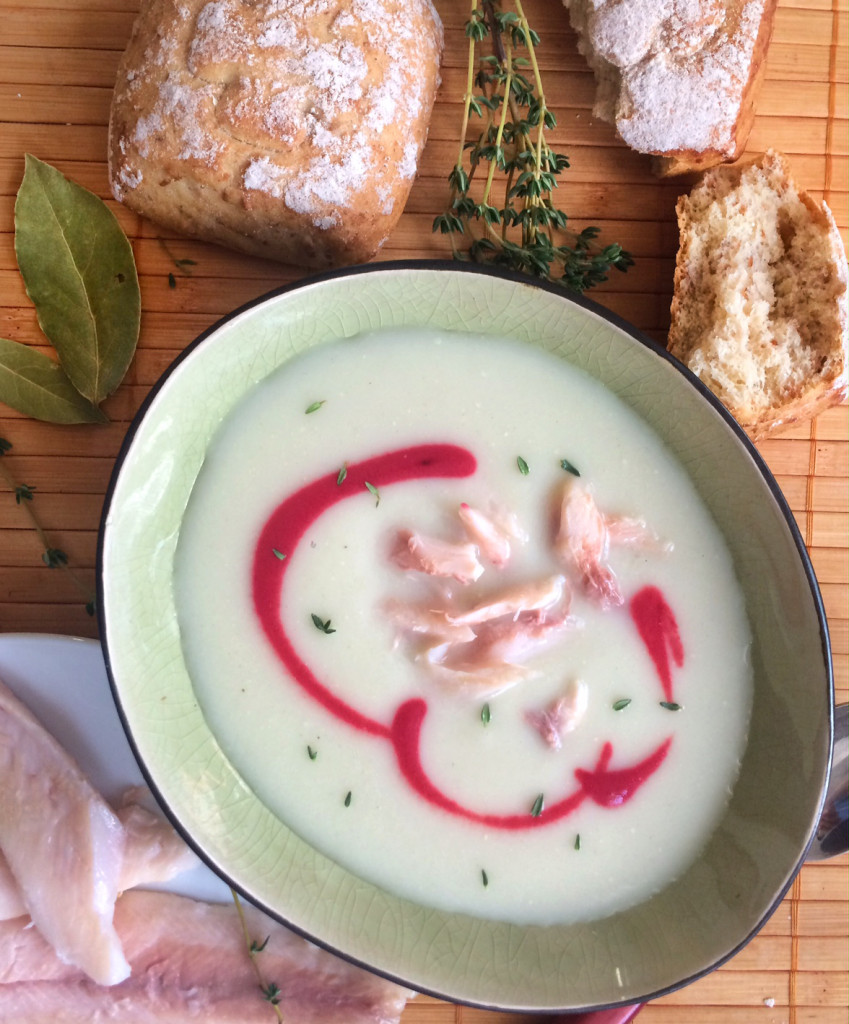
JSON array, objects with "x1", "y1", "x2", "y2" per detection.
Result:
[
  {"x1": 108, "y1": 0, "x2": 442, "y2": 269},
  {"x1": 668, "y1": 150, "x2": 848, "y2": 440},
  {"x1": 562, "y1": 0, "x2": 777, "y2": 176}
]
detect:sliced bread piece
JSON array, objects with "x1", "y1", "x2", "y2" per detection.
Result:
[{"x1": 668, "y1": 150, "x2": 848, "y2": 439}]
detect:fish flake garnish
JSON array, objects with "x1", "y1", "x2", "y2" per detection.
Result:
[
  {"x1": 525, "y1": 679, "x2": 589, "y2": 749},
  {"x1": 390, "y1": 530, "x2": 484, "y2": 584}
]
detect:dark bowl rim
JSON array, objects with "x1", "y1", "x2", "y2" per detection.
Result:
[{"x1": 96, "y1": 258, "x2": 834, "y2": 1014}]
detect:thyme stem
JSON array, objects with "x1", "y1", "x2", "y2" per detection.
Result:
[
  {"x1": 230, "y1": 889, "x2": 285, "y2": 1022},
  {"x1": 458, "y1": 0, "x2": 481, "y2": 172},
  {"x1": 481, "y1": 33, "x2": 513, "y2": 210},
  {"x1": 433, "y1": 1, "x2": 634, "y2": 292},
  {"x1": 0, "y1": 450, "x2": 95, "y2": 607}
]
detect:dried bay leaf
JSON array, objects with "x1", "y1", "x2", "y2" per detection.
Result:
[
  {"x1": 0, "y1": 338, "x2": 108, "y2": 424},
  {"x1": 14, "y1": 155, "x2": 140, "y2": 405}
]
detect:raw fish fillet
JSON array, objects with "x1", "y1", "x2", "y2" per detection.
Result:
[
  {"x1": 114, "y1": 787, "x2": 200, "y2": 892},
  {"x1": 0, "y1": 791, "x2": 199, "y2": 922},
  {"x1": 0, "y1": 678, "x2": 130, "y2": 985},
  {"x1": 0, "y1": 858, "x2": 21, "y2": 921},
  {"x1": 0, "y1": 890, "x2": 413, "y2": 1023}
]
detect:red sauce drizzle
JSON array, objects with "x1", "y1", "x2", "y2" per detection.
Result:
[
  {"x1": 252, "y1": 446, "x2": 680, "y2": 830},
  {"x1": 391, "y1": 699, "x2": 591, "y2": 828},
  {"x1": 629, "y1": 585, "x2": 684, "y2": 703},
  {"x1": 252, "y1": 444, "x2": 475, "y2": 738},
  {"x1": 575, "y1": 738, "x2": 673, "y2": 807}
]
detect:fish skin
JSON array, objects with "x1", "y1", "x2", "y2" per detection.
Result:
[
  {"x1": 0, "y1": 678, "x2": 130, "y2": 986},
  {"x1": 0, "y1": 890, "x2": 413, "y2": 1024}
]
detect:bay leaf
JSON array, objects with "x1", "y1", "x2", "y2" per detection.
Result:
[
  {"x1": 0, "y1": 338, "x2": 108, "y2": 424},
  {"x1": 14, "y1": 154, "x2": 140, "y2": 405}
]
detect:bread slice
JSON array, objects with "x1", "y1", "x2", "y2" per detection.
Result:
[
  {"x1": 563, "y1": 0, "x2": 777, "y2": 176},
  {"x1": 668, "y1": 150, "x2": 848, "y2": 440}
]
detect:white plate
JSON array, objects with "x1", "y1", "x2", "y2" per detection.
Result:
[{"x1": 0, "y1": 632, "x2": 230, "y2": 905}]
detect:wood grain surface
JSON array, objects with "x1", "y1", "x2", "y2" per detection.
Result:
[{"x1": 0, "y1": 0, "x2": 846, "y2": 1021}]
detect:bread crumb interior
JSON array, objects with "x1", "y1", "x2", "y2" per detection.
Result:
[{"x1": 675, "y1": 157, "x2": 844, "y2": 413}]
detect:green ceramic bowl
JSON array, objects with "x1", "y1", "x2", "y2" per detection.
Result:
[{"x1": 98, "y1": 262, "x2": 833, "y2": 1012}]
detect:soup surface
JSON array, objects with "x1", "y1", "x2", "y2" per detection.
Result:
[{"x1": 174, "y1": 328, "x2": 752, "y2": 925}]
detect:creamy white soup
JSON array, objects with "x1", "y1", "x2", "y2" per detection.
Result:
[{"x1": 174, "y1": 329, "x2": 752, "y2": 926}]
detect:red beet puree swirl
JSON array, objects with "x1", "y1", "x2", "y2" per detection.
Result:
[
  {"x1": 252, "y1": 445, "x2": 472, "y2": 738},
  {"x1": 252, "y1": 445, "x2": 678, "y2": 830},
  {"x1": 629, "y1": 585, "x2": 684, "y2": 703}
]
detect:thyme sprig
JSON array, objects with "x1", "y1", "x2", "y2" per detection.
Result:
[
  {"x1": 157, "y1": 237, "x2": 197, "y2": 290},
  {"x1": 230, "y1": 889, "x2": 284, "y2": 1022},
  {"x1": 0, "y1": 436, "x2": 95, "y2": 615},
  {"x1": 433, "y1": 0, "x2": 633, "y2": 291}
]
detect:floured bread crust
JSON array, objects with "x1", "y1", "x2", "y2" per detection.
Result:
[
  {"x1": 668, "y1": 150, "x2": 848, "y2": 440},
  {"x1": 108, "y1": 0, "x2": 443, "y2": 268},
  {"x1": 563, "y1": 0, "x2": 777, "y2": 176}
]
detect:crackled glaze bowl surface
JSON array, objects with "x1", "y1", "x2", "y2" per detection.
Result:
[{"x1": 98, "y1": 262, "x2": 832, "y2": 1012}]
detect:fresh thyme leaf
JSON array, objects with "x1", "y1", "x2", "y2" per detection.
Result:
[
  {"x1": 85, "y1": 599, "x2": 96, "y2": 617},
  {"x1": 344, "y1": 790, "x2": 352, "y2": 807},
  {"x1": 271, "y1": 548, "x2": 286, "y2": 560},
  {"x1": 560, "y1": 457, "x2": 581, "y2": 477},
  {"x1": 0, "y1": 438, "x2": 11, "y2": 454},
  {"x1": 14, "y1": 484, "x2": 35, "y2": 504},
  {"x1": 250, "y1": 936, "x2": 270, "y2": 953},
  {"x1": 574, "y1": 833, "x2": 581, "y2": 851},
  {"x1": 660, "y1": 701, "x2": 682, "y2": 711},
  {"x1": 365, "y1": 481, "x2": 380, "y2": 506},
  {"x1": 433, "y1": 3, "x2": 633, "y2": 292},
  {"x1": 168, "y1": 272, "x2": 177, "y2": 289},
  {"x1": 530, "y1": 793, "x2": 544, "y2": 817},
  {"x1": 305, "y1": 399, "x2": 326, "y2": 414},
  {"x1": 612, "y1": 698, "x2": 632, "y2": 711},
  {"x1": 517, "y1": 455, "x2": 529, "y2": 475},
  {"x1": 15, "y1": 155, "x2": 140, "y2": 404},
  {"x1": 311, "y1": 613, "x2": 336, "y2": 634},
  {"x1": 0, "y1": 338, "x2": 108, "y2": 424},
  {"x1": 260, "y1": 982, "x2": 281, "y2": 1005},
  {"x1": 481, "y1": 702, "x2": 491, "y2": 725},
  {"x1": 307, "y1": 745, "x2": 317, "y2": 760},
  {"x1": 42, "y1": 548, "x2": 68, "y2": 569},
  {"x1": 336, "y1": 462, "x2": 348, "y2": 486},
  {"x1": 481, "y1": 868, "x2": 489, "y2": 887},
  {"x1": 158, "y1": 240, "x2": 197, "y2": 276},
  {"x1": 230, "y1": 888, "x2": 284, "y2": 1023}
]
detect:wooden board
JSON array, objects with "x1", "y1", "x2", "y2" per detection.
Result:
[{"x1": 0, "y1": 1, "x2": 846, "y2": 1021}]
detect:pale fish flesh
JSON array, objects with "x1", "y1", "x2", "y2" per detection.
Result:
[
  {"x1": 0, "y1": 678, "x2": 129, "y2": 985},
  {"x1": 0, "y1": 890, "x2": 413, "y2": 1023},
  {"x1": 0, "y1": 788, "x2": 200, "y2": 923}
]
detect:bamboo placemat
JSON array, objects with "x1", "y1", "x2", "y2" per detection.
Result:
[{"x1": 0, "y1": 0, "x2": 846, "y2": 1020}]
